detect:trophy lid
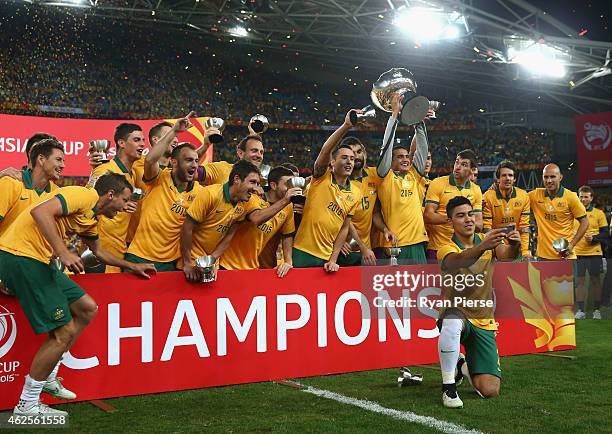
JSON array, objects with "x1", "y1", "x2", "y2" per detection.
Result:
[{"x1": 371, "y1": 68, "x2": 418, "y2": 113}]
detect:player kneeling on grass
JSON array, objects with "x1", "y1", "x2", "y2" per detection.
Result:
[
  {"x1": 436, "y1": 196, "x2": 520, "y2": 408},
  {"x1": 0, "y1": 173, "x2": 155, "y2": 416}
]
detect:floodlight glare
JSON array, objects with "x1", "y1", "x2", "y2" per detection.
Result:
[
  {"x1": 394, "y1": 7, "x2": 464, "y2": 42},
  {"x1": 229, "y1": 26, "x2": 248, "y2": 37},
  {"x1": 506, "y1": 39, "x2": 567, "y2": 78}
]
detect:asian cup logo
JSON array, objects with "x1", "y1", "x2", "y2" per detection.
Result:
[
  {"x1": 0, "y1": 305, "x2": 17, "y2": 359},
  {"x1": 582, "y1": 122, "x2": 611, "y2": 151}
]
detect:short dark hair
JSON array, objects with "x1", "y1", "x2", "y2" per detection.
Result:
[
  {"x1": 148, "y1": 121, "x2": 173, "y2": 144},
  {"x1": 29, "y1": 138, "x2": 64, "y2": 168},
  {"x1": 94, "y1": 172, "x2": 133, "y2": 197},
  {"x1": 331, "y1": 144, "x2": 354, "y2": 158},
  {"x1": 447, "y1": 196, "x2": 472, "y2": 218},
  {"x1": 578, "y1": 185, "x2": 594, "y2": 196},
  {"x1": 114, "y1": 123, "x2": 142, "y2": 146},
  {"x1": 268, "y1": 166, "x2": 294, "y2": 186},
  {"x1": 392, "y1": 143, "x2": 410, "y2": 153},
  {"x1": 229, "y1": 159, "x2": 260, "y2": 184},
  {"x1": 237, "y1": 134, "x2": 263, "y2": 152},
  {"x1": 171, "y1": 142, "x2": 197, "y2": 159},
  {"x1": 280, "y1": 162, "x2": 299, "y2": 174},
  {"x1": 341, "y1": 136, "x2": 365, "y2": 151},
  {"x1": 495, "y1": 160, "x2": 518, "y2": 179},
  {"x1": 26, "y1": 133, "x2": 57, "y2": 157},
  {"x1": 456, "y1": 149, "x2": 477, "y2": 168}
]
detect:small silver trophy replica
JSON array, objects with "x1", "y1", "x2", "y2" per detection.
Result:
[
  {"x1": 428, "y1": 100, "x2": 441, "y2": 119},
  {"x1": 552, "y1": 238, "x2": 570, "y2": 258},
  {"x1": 349, "y1": 105, "x2": 379, "y2": 126},
  {"x1": 81, "y1": 248, "x2": 101, "y2": 269},
  {"x1": 389, "y1": 247, "x2": 401, "y2": 266},
  {"x1": 397, "y1": 367, "x2": 424, "y2": 387},
  {"x1": 259, "y1": 164, "x2": 271, "y2": 186},
  {"x1": 204, "y1": 117, "x2": 225, "y2": 144},
  {"x1": 370, "y1": 68, "x2": 430, "y2": 126},
  {"x1": 286, "y1": 176, "x2": 306, "y2": 205},
  {"x1": 249, "y1": 114, "x2": 269, "y2": 134},
  {"x1": 89, "y1": 140, "x2": 112, "y2": 163},
  {"x1": 131, "y1": 188, "x2": 145, "y2": 201},
  {"x1": 195, "y1": 255, "x2": 217, "y2": 283}
]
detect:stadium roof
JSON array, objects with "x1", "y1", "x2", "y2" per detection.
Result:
[{"x1": 14, "y1": 0, "x2": 612, "y2": 115}]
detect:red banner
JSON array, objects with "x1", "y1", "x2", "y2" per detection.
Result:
[
  {"x1": 0, "y1": 114, "x2": 213, "y2": 177},
  {"x1": 575, "y1": 112, "x2": 612, "y2": 186},
  {"x1": 0, "y1": 262, "x2": 574, "y2": 410}
]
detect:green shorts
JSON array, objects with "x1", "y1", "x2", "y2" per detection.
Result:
[
  {"x1": 461, "y1": 320, "x2": 502, "y2": 378},
  {"x1": 292, "y1": 248, "x2": 326, "y2": 268},
  {"x1": 0, "y1": 250, "x2": 86, "y2": 334},
  {"x1": 123, "y1": 253, "x2": 176, "y2": 272},
  {"x1": 337, "y1": 251, "x2": 362, "y2": 267}
]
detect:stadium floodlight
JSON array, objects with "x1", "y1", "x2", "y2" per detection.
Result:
[
  {"x1": 393, "y1": 7, "x2": 466, "y2": 42},
  {"x1": 505, "y1": 38, "x2": 568, "y2": 78},
  {"x1": 229, "y1": 26, "x2": 249, "y2": 37}
]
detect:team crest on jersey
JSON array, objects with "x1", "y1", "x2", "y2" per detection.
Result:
[
  {"x1": 279, "y1": 211, "x2": 286, "y2": 219},
  {"x1": 188, "y1": 194, "x2": 196, "y2": 202},
  {"x1": 177, "y1": 197, "x2": 185, "y2": 206},
  {"x1": 515, "y1": 201, "x2": 522, "y2": 207},
  {"x1": 346, "y1": 195, "x2": 353, "y2": 202},
  {"x1": 235, "y1": 206, "x2": 244, "y2": 215},
  {"x1": 557, "y1": 202, "x2": 566, "y2": 208}
]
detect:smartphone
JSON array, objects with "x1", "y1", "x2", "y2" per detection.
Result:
[{"x1": 500, "y1": 225, "x2": 515, "y2": 234}]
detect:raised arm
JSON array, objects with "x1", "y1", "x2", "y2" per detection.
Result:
[
  {"x1": 376, "y1": 94, "x2": 402, "y2": 178},
  {"x1": 313, "y1": 109, "x2": 357, "y2": 178}
]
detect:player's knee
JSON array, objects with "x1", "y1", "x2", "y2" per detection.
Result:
[
  {"x1": 76, "y1": 299, "x2": 98, "y2": 324},
  {"x1": 51, "y1": 321, "x2": 78, "y2": 349},
  {"x1": 479, "y1": 383, "x2": 500, "y2": 398}
]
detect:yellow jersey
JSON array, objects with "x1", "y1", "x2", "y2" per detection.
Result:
[
  {"x1": 573, "y1": 205, "x2": 608, "y2": 256},
  {"x1": 529, "y1": 187, "x2": 586, "y2": 260},
  {"x1": 425, "y1": 174, "x2": 483, "y2": 251},
  {"x1": 202, "y1": 161, "x2": 233, "y2": 185},
  {"x1": 127, "y1": 169, "x2": 203, "y2": 262},
  {"x1": 294, "y1": 168, "x2": 362, "y2": 260},
  {"x1": 0, "y1": 186, "x2": 99, "y2": 264},
  {"x1": 185, "y1": 183, "x2": 256, "y2": 263},
  {"x1": 86, "y1": 157, "x2": 138, "y2": 262},
  {"x1": 351, "y1": 167, "x2": 382, "y2": 248},
  {"x1": 0, "y1": 168, "x2": 57, "y2": 237},
  {"x1": 483, "y1": 186, "x2": 531, "y2": 256},
  {"x1": 377, "y1": 166, "x2": 428, "y2": 248},
  {"x1": 437, "y1": 233, "x2": 496, "y2": 330},
  {"x1": 221, "y1": 194, "x2": 295, "y2": 270}
]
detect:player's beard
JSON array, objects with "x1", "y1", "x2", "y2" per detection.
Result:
[{"x1": 353, "y1": 158, "x2": 364, "y2": 171}]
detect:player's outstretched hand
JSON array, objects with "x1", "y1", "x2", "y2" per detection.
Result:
[
  {"x1": 275, "y1": 262, "x2": 292, "y2": 278},
  {"x1": 130, "y1": 263, "x2": 156, "y2": 279},
  {"x1": 361, "y1": 248, "x2": 377, "y2": 266},
  {"x1": 383, "y1": 228, "x2": 398, "y2": 245},
  {"x1": 173, "y1": 111, "x2": 196, "y2": 133},
  {"x1": 481, "y1": 228, "x2": 506, "y2": 251},
  {"x1": 324, "y1": 261, "x2": 339, "y2": 273},
  {"x1": 506, "y1": 230, "x2": 521, "y2": 245},
  {"x1": 183, "y1": 263, "x2": 202, "y2": 282},
  {"x1": 60, "y1": 252, "x2": 84, "y2": 274}
]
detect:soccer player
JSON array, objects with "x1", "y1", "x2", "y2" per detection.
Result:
[
  {"x1": 292, "y1": 109, "x2": 362, "y2": 271},
  {"x1": 0, "y1": 132, "x2": 58, "y2": 180},
  {"x1": 126, "y1": 113, "x2": 204, "y2": 271},
  {"x1": 220, "y1": 166, "x2": 297, "y2": 276},
  {"x1": 0, "y1": 173, "x2": 155, "y2": 416},
  {"x1": 437, "y1": 196, "x2": 520, "y2": 408},
  {"x1": 528, "y1": 164, "x2": 588, "y2": 260},
  {"x1": 197, "y1": 128, "x2": 263, "y2": 185},
  {"x1": 573, "y1": 185, "x2": 609, "y2": 319},
  {"x1": 374, "y1": 95, "x2": 431, "y2": 264},
  {"x1": 482, "y1": 160, "x2": 531, "y2": 258},
  {"x1": 0, "y1": 138, "x2": 63, "y2": 237},
  {"x1": 86, "y1": 123, "x2": 146, "y2": 273},
  {"x1": 424, "y1": 149, "x2": 483, "y2": 261}
]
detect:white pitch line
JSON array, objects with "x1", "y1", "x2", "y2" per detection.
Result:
[{"x1": 302, "y1": 385, "x2": 485, "y2": 434}]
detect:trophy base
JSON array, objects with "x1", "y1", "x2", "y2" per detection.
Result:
[
  {"x1": 291, "y1": 195, "x2": 306, "y2": 205},
  {"x1": 400, "y1": 95, "x2": 430, "y2": 126}
]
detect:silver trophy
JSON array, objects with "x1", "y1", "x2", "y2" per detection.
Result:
[
  {"x1": 205, "y1": 117, "x2": 225, "y2": 144},
  {"x1": 89, "y1": 140, "x2": 112, "y2": 163},
  {"x1": 195, "y1": 255, "x2": 217, "y2": 283},
  {"x1": 388, "y1": 247, "x2": 401, "y2": 266},
  {"x1": 81, "y1": 248, "x2": 101, "y2": 269},
  {"x1": 259, "y1": 164, "x2": 271, "y2": 186},
  {"x1": 371, "y1": 68, "x2": 430, "y2": 126},
  {"x1": 131, "y1": 188, "x2": 145, "y2": 202},
  {"x1": 51, "y1": 257, "x2": 65, "y2": 272},
  {"x1": 286, "y1": 176, "x2": 306, "y2": 205},
  {"x1": 428, "y1": 100, "x2": 441, "y2": 119},
  {"x1": 349, "y1": 105, "x2": 380, "y2": 126},
  {"x1": 552, "y1": 238, "x2": 570, "y2": 257},
  {"x1": 397, "y1": 367, "x2": 423, "y2": 387},
  {"x1": 249, "y1": 114, "x2": 269, "y2": 134}
]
